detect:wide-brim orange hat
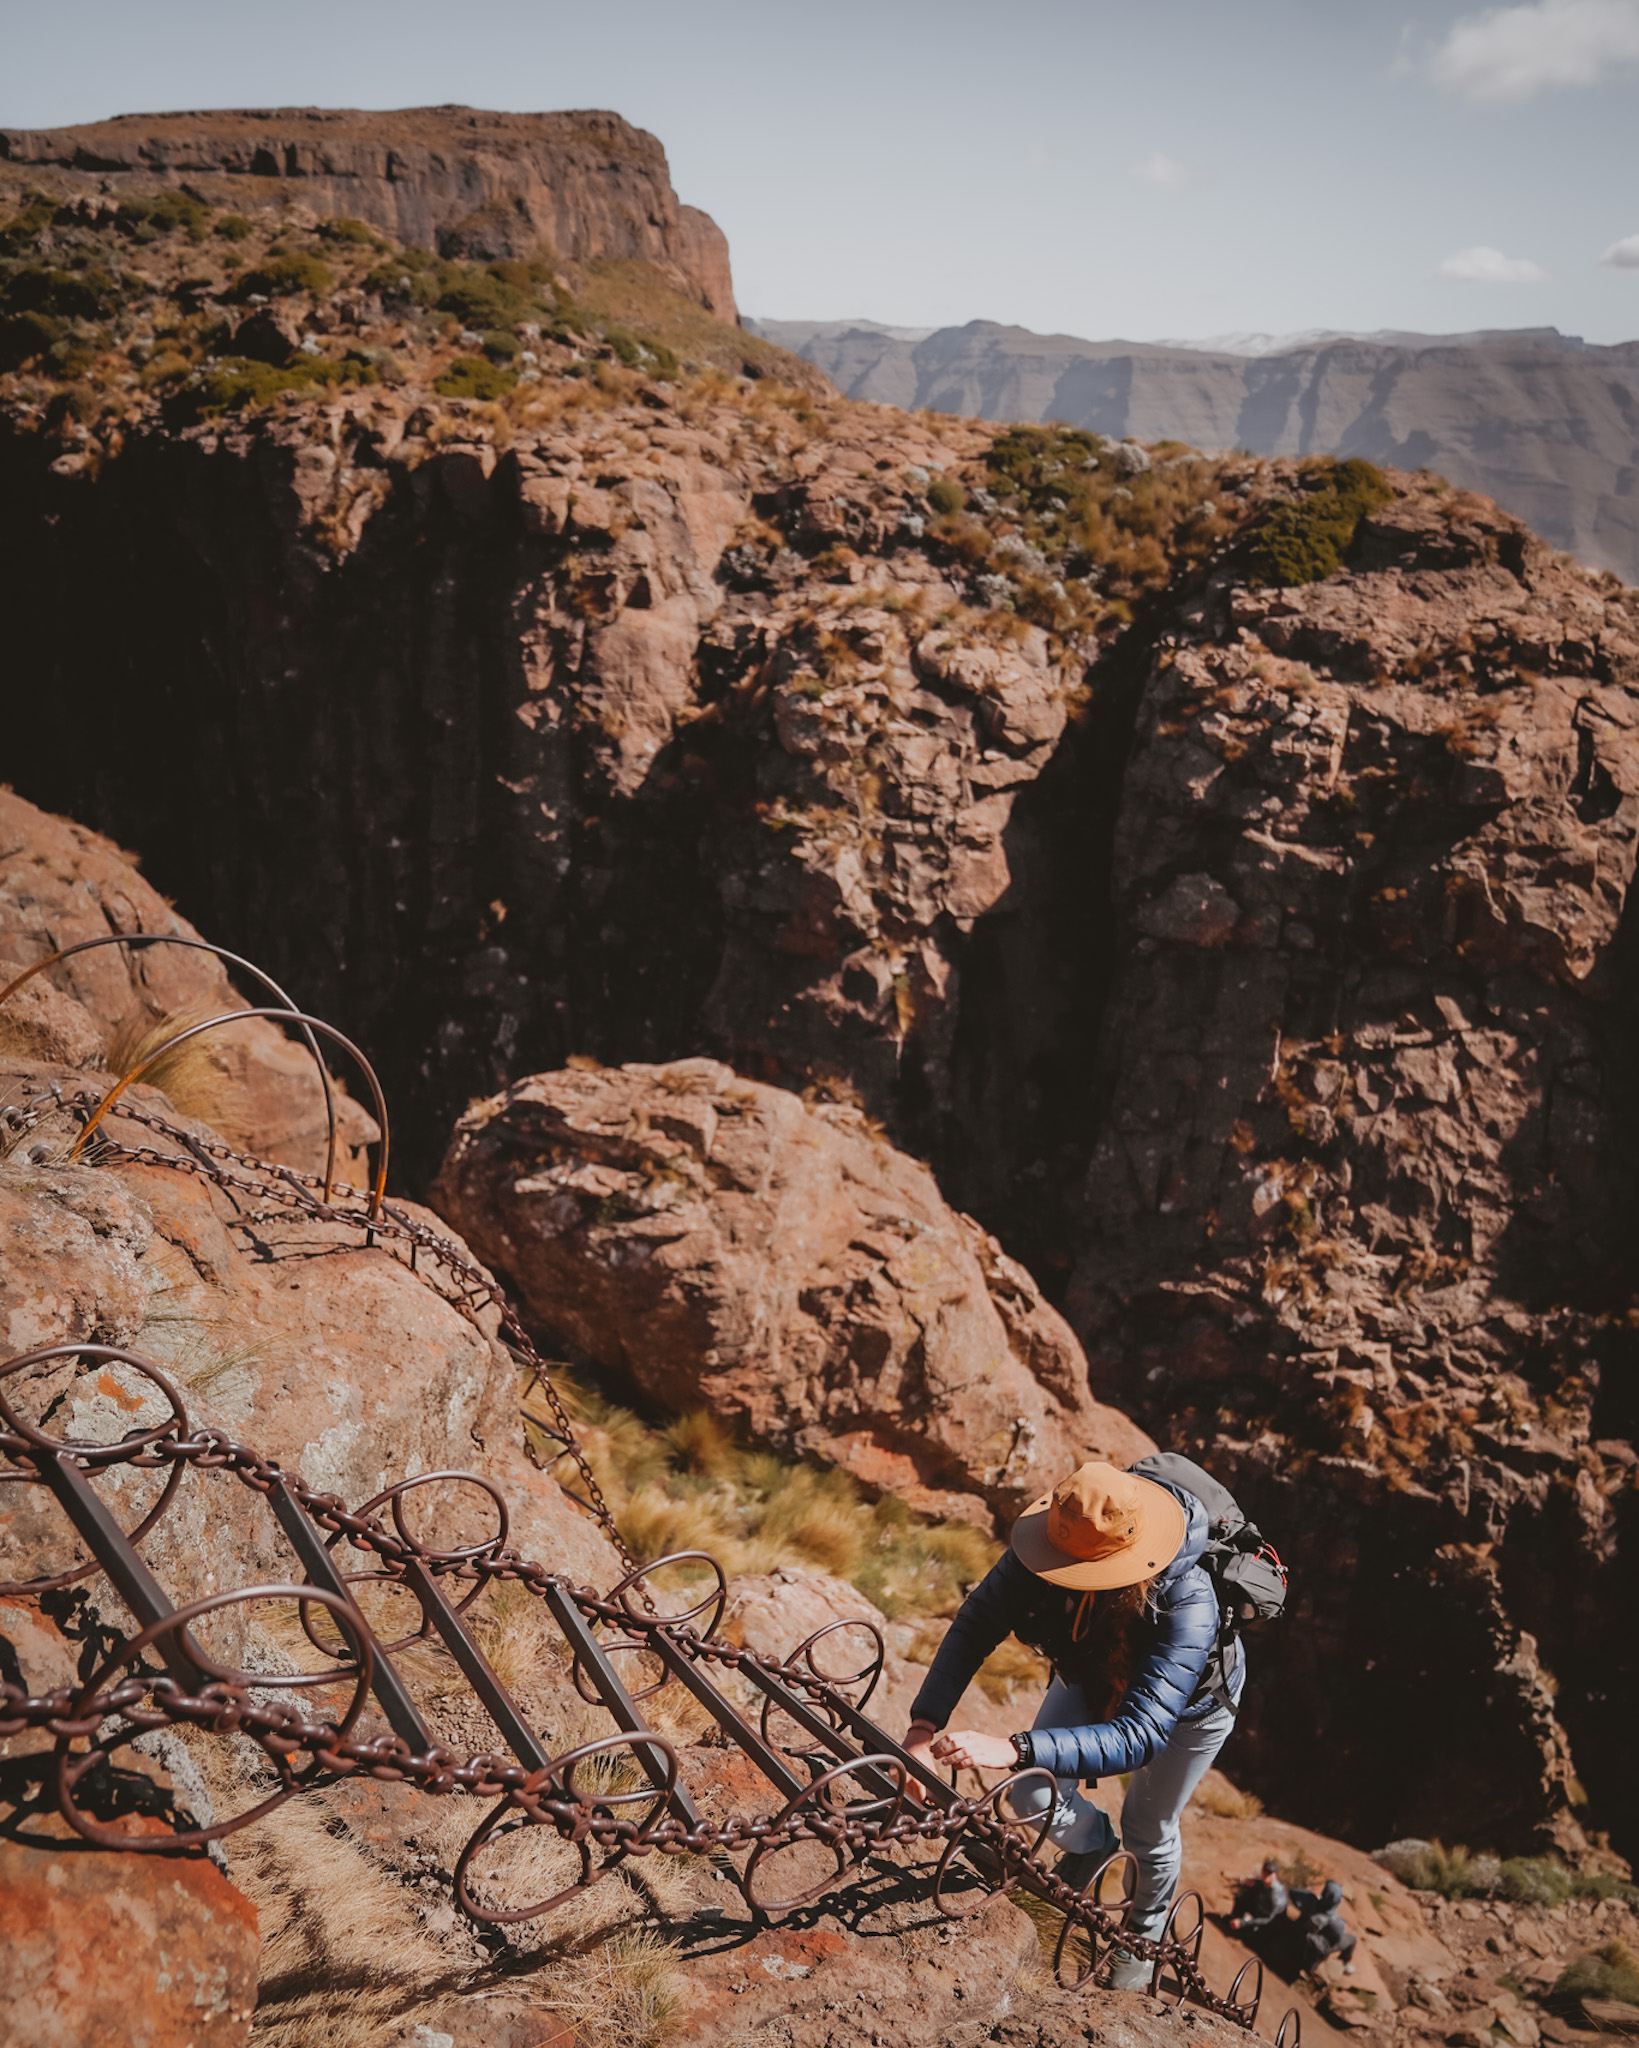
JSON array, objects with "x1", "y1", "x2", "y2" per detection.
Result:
[{"x1": 1011, "y1": 1460, "x2": 1187, "y2": 1590}]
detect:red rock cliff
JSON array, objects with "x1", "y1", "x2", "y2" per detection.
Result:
[{"x1": 0, "y1": 104, "x2": 737, "y2": 317}]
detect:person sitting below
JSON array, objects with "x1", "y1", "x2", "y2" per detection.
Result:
[
  {"x1": 1229, "y1": 1858, "x2": 1289, "y2": 1936},
  {"x1": 903, "y1": 1460, "x2": 1236, "y2": 1991},
  {"x1": 1292, "y1": 1879, "x2": 1357, "y2": 1974}
]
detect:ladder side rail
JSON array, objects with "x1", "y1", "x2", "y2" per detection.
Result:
[
  {"x1": 536, "y1": 1581, "x2": 702, "y2": 1829},
  {"x1": 735, "y1": 1657, "x2": 951, "y2": 1813},
  {"x1": 648, "y1": 1629, "x2": 812, "y2": 1802},
  {"x1": 33, "y1": 1453, "x2": 194, "y2": 1687},
  {"x1": 399, "y1": 1557, "x2": 557, "y2": 1774},
  {"x1": 268, "y1": 1480, "x2": 435, "y2": 1754}
]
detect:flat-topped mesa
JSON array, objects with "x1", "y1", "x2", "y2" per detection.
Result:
[{"x1": 0, "y1": 103, "x2": 738, "y2": 318}]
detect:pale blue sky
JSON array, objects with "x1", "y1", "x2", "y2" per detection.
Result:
[{"x1": 3, "y1": 0, "x2": 1637, "y2": 344}]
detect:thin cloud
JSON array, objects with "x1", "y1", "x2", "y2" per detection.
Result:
[
  {"x1": 1438, "y1": 245, "x2": 1549, "y2": 282},
  {"x1": 1429, "y1": 0, "x2": 1639, "y2": 102},
  {"x1": 1126, "y1": 153, "x2": 1197, "y2": 191},
  {"x1": 1601, "y1": 233, "x2": 1639, "y2": 267}
]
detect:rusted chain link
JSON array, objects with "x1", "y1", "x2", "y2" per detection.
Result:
[{"x1": 13, "y1": 1088, "x2": 649, "y2": 1595}]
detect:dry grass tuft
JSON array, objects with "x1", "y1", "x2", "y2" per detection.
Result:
[
  {"x1": 104, "y1": 1004, "x2": 248, "y2": 1128},
  {"x1": 543, "y1": 1927, "x2": 681, "y2": 2048},
  {"x1": 528, "y1": 1374, "x2": 999, "y2": 1623},
  {"x1": 974, "y1": 1636, "x2": 1052, "y2": 1705},
  {"x1": 466, "y1": 1576, "x2": 565, "y2": 1701},
  {"x1": 220, "y1": 1782, "x2": 464, "y2": 2047}
]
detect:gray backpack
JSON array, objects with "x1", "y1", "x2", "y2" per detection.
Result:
[{"x1": 1129, "y1": 1453, "x2": 1288, "y2": 1701}]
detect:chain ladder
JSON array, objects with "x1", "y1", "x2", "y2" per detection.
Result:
[
  {"x1": 0, "y1": 1083, "x2": 1277, "y2": 2027},
  {"x1": 0, "y1": 1417, "x2": 1260, "y2": 2024}
]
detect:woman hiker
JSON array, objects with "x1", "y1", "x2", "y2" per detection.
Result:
[{"x1": 903, "y1": 1458, "x2": 1239, "y2": 1989}]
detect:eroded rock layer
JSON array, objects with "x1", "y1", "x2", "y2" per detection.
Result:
[
  {"x1": 0, "y1": 105, "x2": 736, "y2": 316},
  {"x1": 1067, "y1": 487, "x2": 1639, "y2": 1855}
]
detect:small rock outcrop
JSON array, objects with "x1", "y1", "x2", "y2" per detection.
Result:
[{"x1": 432, "y1": 1058, "x2": 1151, "y2": 1523}]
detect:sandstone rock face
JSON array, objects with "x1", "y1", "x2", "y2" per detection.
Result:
[
  {"x1": 432, "y1": 1058, "x2": 1149, "y2": 1523},
  {"x1": 0, "y1": 368, "x2": 1040, "y2": 1192},
  {"x1": 0, "y1": 105, "x2": 737, "y2": 316},
  {"x1": 756, "y1": 318, "x2": 1639, "y2": 585},
  {"x1": 0, "y1": 789, "x2": 376, "y2": 1179},
  {"x1": 1069, "y1": 484, "x2": 1639, "y2": 1854},
  {"x1": 0, "y1": 1835, "x2": 260, "y2": 2047}
]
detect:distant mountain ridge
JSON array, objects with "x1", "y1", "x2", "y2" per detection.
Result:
[{"x1": 750, "y1": 316, "x2": 1639, "y2": 583}]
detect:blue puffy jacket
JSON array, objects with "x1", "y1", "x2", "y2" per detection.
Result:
[{"x1": 907, "y1": 1477, "x2": 1231, "y2": 1779}]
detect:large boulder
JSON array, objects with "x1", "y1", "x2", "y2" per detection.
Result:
[
  {"x1": 430, "y1": 1057, "x2": 1151, "y2": 1524},
  {"x1": 0, "y1": 1058, "x2": 618, "y2": 1605}
]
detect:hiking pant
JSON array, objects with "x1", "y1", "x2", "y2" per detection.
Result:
[
  {"x1": 1301, "y1": 1929, "x2": 1357, "y2": 1971},
  {"x1": 1017, "y1": 1679, "x2": 1238, "y2": 1939}
]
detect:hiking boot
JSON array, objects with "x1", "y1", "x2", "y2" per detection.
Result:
[
  {"x1": 1054, "y1": 1846, "x2": 1110, "y2": 1894},
  {"x1": 1106, "y1": 1947, "x2": 1153, "y2": 1992}
]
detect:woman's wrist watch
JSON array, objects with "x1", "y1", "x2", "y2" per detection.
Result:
[{"x1": 1011, "y1": 1730, "x2": 1033, "y2": 1768}]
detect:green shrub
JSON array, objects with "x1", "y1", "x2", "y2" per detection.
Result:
[
  {"x1": 1554, "y1": 1941, "x2": 1639, "y2": 2008},
  {"x1": 44, "y1": 380, "x2": 100, "y2": 425},
  {"x1": 0, "y1": 193, "x2": 58, "y2": 254},
  {"x1": 435, "y1": 269, "x2": 528, "y2": 329},
  {"x1": 214, "y1": 214, "x2": 254, "y2": 242},
  {"x1": 0, "y1": 308, "x2": 61, "y2": 371},
  {"x1": 601, "y1": 323, "x2": 645, "y2": 368},
  {"x1": 927, "y1": 477, "x2": 966, "y2": 516},
  {"x1": 1569, "y1": 1871, "x2": 1639, "y2": 1904},
  {"x1": 317, "y1": 216, "x2": 374, "y2": 243},
  {"x1": 235, "y1": 252, "x2": 334, "y2": 299},
  {"x1": 987, "y1": 423, "x2": 1097, "y2": 500},
  {"x1": 116, "y1": 188, "x2": 210, "y2": 241},
  {"x1": 1397, "y1": 1842, "x2": 1481, "y2": 1897},
  {"x1": 345, "y1": 344, "x2": 404, "y2": 384},
  {"x1": 0, "y1": 264, "x2": 121, "y2": 321},
  {"x1": 481, "y1": 328, "x2": 522, "y2": 360},
  {"x1": 1497, "y1": 1857, "x2": 1573, "y2": 1907},
  {"x1": 1247, "y1": 457, "x2": 1392, "y2": 586},
  {"x1": 46, "y1": 336, "x2": 96, "y2": 379},
  {"x1": 432, "y1": 353, "x2": 516, "y2": 400},
  {"x1": 363, "y1": 259, "x2": 435, "y2": 302},
  {"x1": 175, "y1": 353, "x2": 345, "y2": 419}
]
